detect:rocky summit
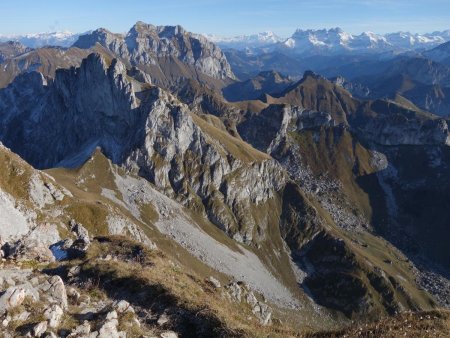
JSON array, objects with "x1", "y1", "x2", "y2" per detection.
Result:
[{"x1": 0, "y1": 16, "x2": 450, "y2": 338}]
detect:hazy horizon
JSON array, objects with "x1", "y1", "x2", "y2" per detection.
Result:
[{"x1": 1, "y1": 0, "x2": 449, "y2": 37}]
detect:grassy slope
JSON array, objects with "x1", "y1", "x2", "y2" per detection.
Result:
[
  {"x1": 75, "y1": 236, "x2": 303, "y2": 338},
  {"x1": 288, "y1": 128, "x2": 374, "y2": 222},
  {"x1": 307, "y1": 309, "x2": 450, "y2": 338},
  {"x1": 191, "y1": 112, "x2": 271, "y2": 163},
  {"x1": 278, "y1": 128, "x2": 437, "y2": 319}
]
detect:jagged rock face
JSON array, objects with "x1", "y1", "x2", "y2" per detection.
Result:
[
  {"x1": 238, "y1": 104, "x2": 334, "y2": 152},
  {"x1": 350, "y1": 99, "x2": 450, "y2": 146},
  {"x1": 0, "y1": 53, "x2": 284, "y2": 242},
  {"x1": 73, "y1": 22, "x2": 236, "y2": 86},
  {"x1": 74, "y1": 28, "x2": 128, "y2": 57},
  {"x1": 128, "y1": 22, "x2": 235, "y2": 79},
  {"x1": 123, "y1": 87, "x2": 286, "y2": 241},
  {"x1": 0, "y1": 46, "x2": 447, "y2": 323},
  {"x1": 356, "y1": 113, "x2": 450, "y2": 146},
  {"x1": 0, "y1": 54, "x2": 142, "y2": 167},
  {"x1": 266, "y1": 72, "x2": 450, "y2": 147},
  {"x1": 272, "y1": 71, "x2": 357, "y2": 125}
]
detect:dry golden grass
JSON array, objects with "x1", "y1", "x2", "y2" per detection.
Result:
[
  {"x1": 191, "y1": 112, "x2": 271, "y2": 163},
  {"x1": 77, "y1": 237, "x2": 450, "y2": 338},
  {"x1": 306, "y1": 310, "x2": 450, "y2": 338},
  {"x1": 80, "y1": 236, "x2": 301, "y2": 338},
  {"x1": 0, "y1": 146, "x2": 33, "y2": 201}
]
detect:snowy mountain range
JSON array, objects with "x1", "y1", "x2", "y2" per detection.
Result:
[
  {"x1": 1, "y1": 27, "x2": 449, "y2": 55},
  {"x1": 0, "y1": 31, "x2": 83, "y2": 48},
  {"x1": 203, "y1": 31, "x2": 283, "y2": 49},
  {"x1": 207, "y1": 28, "x2": 450, "y2": 55}
]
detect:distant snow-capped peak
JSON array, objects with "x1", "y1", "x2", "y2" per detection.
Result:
[
  {"x1": 283, "y1": 28, "x2": 450, "y2": 54},
  {"x1": 205, "y1": 27, "x2": 450, "y2": 55},
  {"x1": 203, "y1": 31, "x2": 283, "y2": 49},
  {"x1": 206, "y1": 27, "x2": 449, "y2": 54},
  {"x1": 284, "y1": 28, "x2": 392, "y2": 51},
  {"x1": 0, "y1": 31, "x2": 82, "y2": 48}
]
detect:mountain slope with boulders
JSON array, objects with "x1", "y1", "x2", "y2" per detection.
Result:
[{"x1": 0, "y1": 20, "x2": 449, "y2": 337}]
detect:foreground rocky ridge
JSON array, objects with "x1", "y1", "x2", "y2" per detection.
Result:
[{"x1": 0, "y1": 233, "x2": 286, "y2": 338}]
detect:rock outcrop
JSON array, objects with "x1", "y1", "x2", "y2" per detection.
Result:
[
  {"x1": 238, "y1": 104, "x2": 334, "y2": 152},
  {"x1": 0, "y1": 53, "x2": 285, "y2": 243},
  {"x1": 73, "y1": 21, "x2": 236, "y2": 88},
  {"x1": 355, "y1": 110, "x2": 450, "y2": 146}
]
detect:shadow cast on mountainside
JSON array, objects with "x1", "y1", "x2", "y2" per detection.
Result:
[{"x1": 356, "y1": 168, "x2": 450, "y2": 307}]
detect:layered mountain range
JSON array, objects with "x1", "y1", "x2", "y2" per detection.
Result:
[{"x1": 0, "y1": 21, "x2": 449, "y2": 337}]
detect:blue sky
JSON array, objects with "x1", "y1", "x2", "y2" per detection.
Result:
[{"x1": 1, "y1": 0, "x2": 449, "y2": 37}]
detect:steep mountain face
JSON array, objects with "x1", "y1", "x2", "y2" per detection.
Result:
[
  {"x1": 0, "y1": 53, "x2": 285, "y2": 247},
  {"x1": 0, "y1": 143, "x2": 304, "y2": 337},
  {"x1": 260, "y1": 72, "x2": 450, "y2": 146},
  {"x1": 0, "y1": 54, "x2": 139, "y2": 167},
  {"x1": 0, "y1": 21, "x2": 236, "y2": 91},
  {"x1": 73, "y1": 22, "x2": 236, "y2": 89},
  {"x1": 237, "y1": 107, "x2": 443, "y2": 318},
  {"x1": 269, "y1": 71, "x2": 358, "y2": 124}
]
